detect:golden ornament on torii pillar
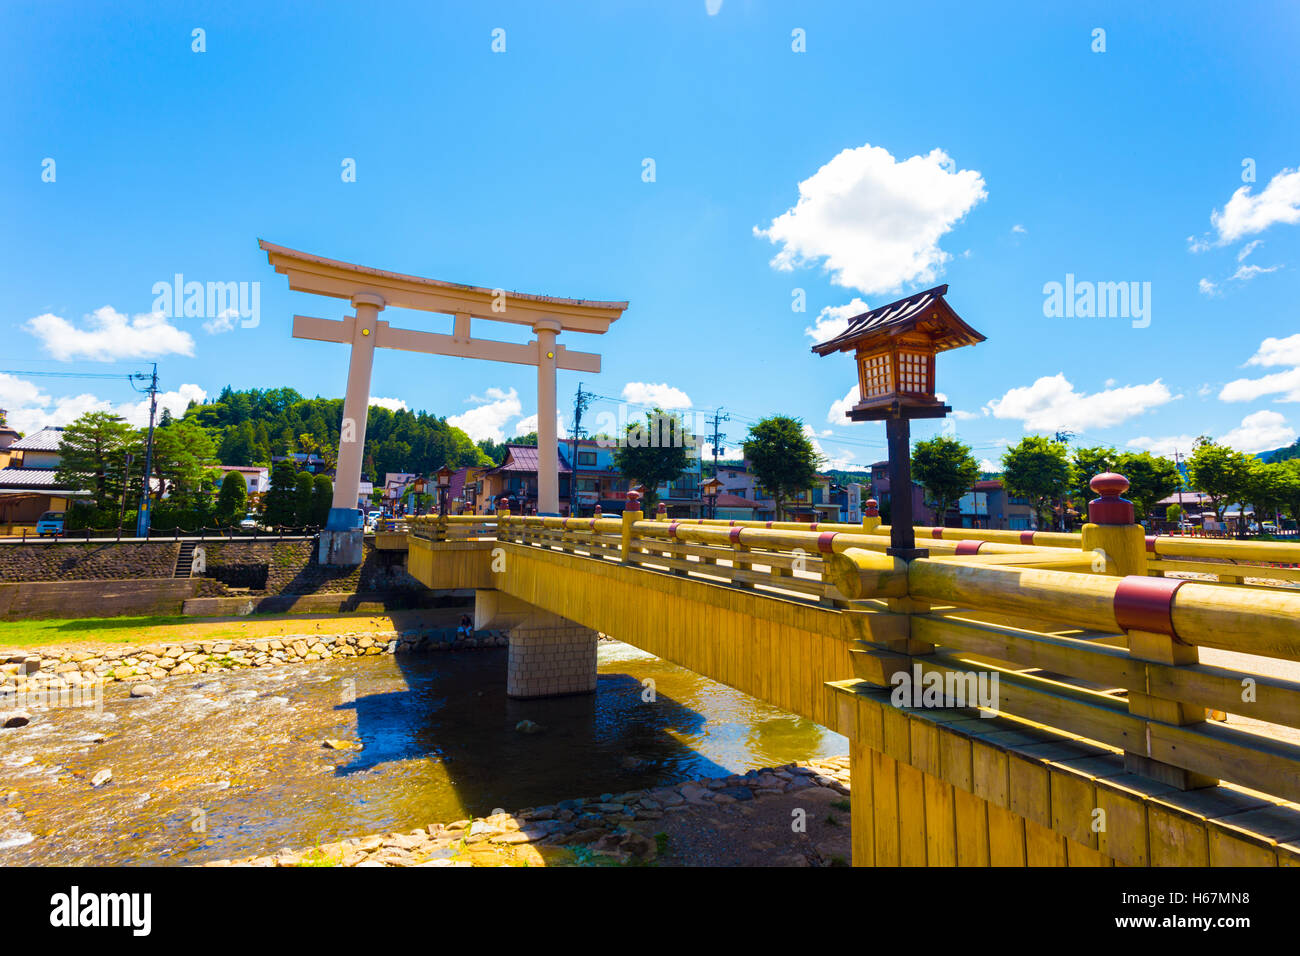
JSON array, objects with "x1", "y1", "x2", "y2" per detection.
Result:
[
  {"x1": 260, "y1": 240, "x2": 627, "y2": 565},
  {"x1": 812, "y1": 284, "x2": 985, "y2": 558}
]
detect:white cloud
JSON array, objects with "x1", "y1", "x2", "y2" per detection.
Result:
[
  {"x1": 1237, "y1": 239, "x2": 1264, "y2": 262},
  {"x1": 804, "y1": 297, "x2": 870, "y2": 344},
  {"x1": 25, "y1": 306, "x2": 195, "y2": 361},
  {"x1": 1219, "y1": 366, "x2": 1300, "y2": 404},
  {"x1": 1218, "y1": 410, "x2": 1296, "y2": 453},
  {"x1": 1124, "y1": 434, "x2": 1199, "y2": 459},
  {"x1": 802, "y1": 423, "x2": 859, "y2": 471},
  {"x1": 1210, "y1": 168, "x2": 1300, "y2": 244},
  {"x1": 621, "y1": 382, "x2": 692, "y2": 409},
  {"x1": 1128, "y1": 411, "x2": 1297, "y2": 457},
  {"x1": 984, "y1": 374, "x2": 1178, "y2": 432},
  {"x1": 978, "y1": 458, "x2": 999, "y2": 472},
  {"x1": 1247, "y1": 333, "x2": 1300, "y2": 368},
  {"x1": 1197, "y1": 383, "x2": 1213, "y2": 397},
  {"x1": 754, "y1": 143, "x2": 987, "y2": 296},
  {"x1": 446, "y1": 387, "x2": 522, "y2": 442},
  {"x1": 1219, "y1": 334, "x2": 1300, "y2": 403},
  {"x1": 1231, "y1": 263, "x2": 1281, "y2": 282},
  {"x1": 369, "y1": 397, "x2": 408, "y2": 413},
  {"x1": 1011, "y1": 224, "x2": 1026, "y2": 234},
  {"x1": 202, "y1": 308, "x2": 239, "y2": 335},
  {"x1": 952, "y1": 409, "x2": 978, "y2": 420},
  {"x1": 0, "y1": 374, "x2": 205, "y2": 433},
  {"x1": 827, "y1": 385, "x2": 859, "y2": 424},
  {"x1": 1198, "y1": 278, "x2": 1220, "y2": 296}
]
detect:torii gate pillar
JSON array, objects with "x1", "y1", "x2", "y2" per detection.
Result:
[
  {"x1": 534, "y1": 319, "x2": 561, "y2": 516},
  {"x1": 320, "y1": 293, "x2": 385, "y2": 566}
]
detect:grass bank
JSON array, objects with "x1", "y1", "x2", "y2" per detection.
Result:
[{"x1": 0, "y1": 608, "x2": 461, "y2": 651}]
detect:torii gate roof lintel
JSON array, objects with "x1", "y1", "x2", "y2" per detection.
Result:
[{"x1": 259, "y1": 240, "x2": 627, "y2": 334}]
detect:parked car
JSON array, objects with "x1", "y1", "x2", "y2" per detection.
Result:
[
  {"x1": 35, "y1": 511, "x2": 65, "y2": 536},
  {"x1": 239, "y1": 513, "x2": 258, "y2": 530},
  {"x1": 1262, "y1": 521, "x2": 1279, "y2": 534}
]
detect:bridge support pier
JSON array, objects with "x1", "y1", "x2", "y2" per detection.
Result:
[{"x1": 507, "y1": 614, "x2": 598, "y2": 698}]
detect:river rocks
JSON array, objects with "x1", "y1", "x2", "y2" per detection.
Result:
[
  {"x1": 514, "y1": 719, "x2": 543, "y2": 734},
  {"x1": 130, "y1": 683, "x2": 160, "y2": 698},
  {"x1": 0, "y1": 625, "x2": 510, "y2": 699},
  {"x1": 322, "y1": 738, "x2": 361, "y2": 751},
  {"x1": 1, "y1": 711, "x2": 31, "y2": 728},
  {"x1": 90, "y1": 768, "x2": 112, "y2": 787},
  {"x1": 204, "y1": 755, "x2": 855, "y2": 869}
]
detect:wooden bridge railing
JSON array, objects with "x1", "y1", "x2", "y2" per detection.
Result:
[{"x1": 408, "y1": 515, "x2": 500, "y2": 542}]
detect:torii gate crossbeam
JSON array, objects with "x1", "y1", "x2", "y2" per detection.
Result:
[{"x1": 260, "y1": 240, "x2": 628, "y2": 565}]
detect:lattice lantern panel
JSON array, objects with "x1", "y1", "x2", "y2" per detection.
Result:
[
  {"x1": 898, "y1": 350, "x2": 932, "y2": 394},
  {"x1": 858, "y1": 351, "x2": 894, "y2": 400}
]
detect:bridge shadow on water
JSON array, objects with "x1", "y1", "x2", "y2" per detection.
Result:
[{"x1": 331, "y1": 645, "x2": 737, "y2": 818}]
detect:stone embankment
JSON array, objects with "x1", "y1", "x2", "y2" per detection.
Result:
[
  {"x1": 207, "y1": 756, "x2": 854, "y2": 868},
  {"x1": 0, "y1": 627, "x2": 507, "y2": 699}
]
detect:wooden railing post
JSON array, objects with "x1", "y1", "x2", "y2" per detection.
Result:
[
  {"x1": 1079, "y1": 472, "x2": 1147, "y2": 577},
  {"x1": 621, "y1": 491, "x2": 643, "y2": 563},
  {"x1": 861, "y1": 497, "x2": 882, "y2": 533},
  {"x1": 496, "y1": 497, "x2": 511, "y2": 544},
  {"x1": 1117, "y1": 577, "x2": 1218, "y2": 791}
]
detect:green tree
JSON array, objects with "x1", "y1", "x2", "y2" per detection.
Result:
[
  {"x1": 292, "y1": 471, "x2": 315, "y2": 526},
  {"x1": 1244, "y1": 459, "x2": 1286, "y2": 529},
  {"x1": 911, "y1": 436, "x2": 979, "y2": 527},
  {"x1": 613, "y1": 409, "x2": 692, "y2": 514},
  {"x1": 1166, "y1": 503, "x2": 1184, "y2": 524},
  {"x1": 743, "y1": 415, "x2": 821, "y2": 521},
  {"x1": 148, "y1": 419, "x2": 219, "y2": 510},
  {"x1": 1069, "y1": 446, "x2": 1118, "y2": 509},
  {"x1": 1115, "y1": 450, "x2": 1183, "y2": 523},
  {"x1": 1185, "y1": 437, "x2": 1253, "y2": 520},
  {"x1": 310, "y1": 474, "x2": 333, "y2": 526},
  {"x1": 1278, "y1": 460, "x2": 1300, "y2": 523},
  {"x1": 216, "y1": 470, "x2": 248, "y2": 524},
  {"x1": 262, "y1": 462, "x2": 298, "y2": 527},
  {"x1": 56, "y1": 411, "x2": 137, "y2": 512},
  {"x1": 1002, "y1": 435, "x2": 1070, "y2": 530}
]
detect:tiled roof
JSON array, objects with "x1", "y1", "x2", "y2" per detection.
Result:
[
  {"x1": 0, "y1": 468, "x2": 74, "y2": 489},
  {"x1": 715, "y1": 493, "x2": 760, "y2": 509},
  {"x1": 8, "y1": 427, "x2": 64, "y2": 452},
  {"x1": 491, "y1": 445, "x2": 572, "y2": 474},
  {"x1": 810, "y1": 284, "x2": 985, "y2": 356}
]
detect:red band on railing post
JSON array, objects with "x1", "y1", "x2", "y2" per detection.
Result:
[
  {"x1": 817, "y1": 531, "x2": 838, "y2": 554},
  {"x1": 729, "y1": 527, "x2": 743, "y2": 546},
  {"x1": 932, "y1": 528, "x2": 945, "y2": 539},
  {"x1": 1019, "y1": 531, "x2": 1035, "y2": 545},
  {"x1": 1145, "y1": 535, "x2": 1157, "y2": 553},
  {"x1": 667, "y1": 522, "x2": 680, "y2": 539},
  {"x1": 766, "y1": 522, "x2": 773, "y2": 529},
  {"x1": 809, "y1": 523, "x2": 818, "y2": 532},
  {"x1": 1114, "y1": 576, "x2": 1186, "y2": 640},
  {"x1": 1088, "y1": 472, "x2": 1135, "y2": 526},
  {"x1": 954, "y1": 540, "x2": 985, "y2": 556}
]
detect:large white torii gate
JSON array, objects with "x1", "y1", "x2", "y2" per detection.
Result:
[{"x1": 260, "y1": 240, "x2": 627, "y2": 564}]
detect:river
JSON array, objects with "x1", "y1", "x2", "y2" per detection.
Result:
[{"x1": 0, "y1": 642, "x2": 845, "y2": 865}]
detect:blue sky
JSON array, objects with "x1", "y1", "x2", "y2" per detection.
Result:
[{"x1": 3, "y1": 1, "x2": 1299, "y2": 470}]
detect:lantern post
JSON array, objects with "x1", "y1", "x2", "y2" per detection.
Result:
[{"x1": 811, "y1": 285, "x2": 985, "y2": 559}]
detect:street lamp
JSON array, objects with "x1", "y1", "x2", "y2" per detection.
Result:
[
  {"x1": 436, "y1": 465, "x2": 454, "y2": 518},
  {"x1": 812, "y1": 285, "x2": 985, "y2": 558},
  {"x1": 700, "y1": 476, "x2": 723, "y2": 520}
]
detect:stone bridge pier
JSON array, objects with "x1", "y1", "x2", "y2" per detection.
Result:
[{"x1": 474, "y1": 591, "x2": 598, "y2": 699}]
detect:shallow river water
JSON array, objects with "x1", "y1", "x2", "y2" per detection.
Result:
[{"x1": 0, "y1": 642, "x2": 844, "y2": 866}]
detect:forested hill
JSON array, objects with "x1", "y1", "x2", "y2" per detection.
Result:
[{"x1": 183, "y1": 386, "x2": 492, "y2": 480}]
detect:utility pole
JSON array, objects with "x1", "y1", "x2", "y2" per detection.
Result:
[
  {"x1": 132, "y1": 364, "x2": 159, "y2": 538},
  {"x1": 705, "y1": 408, "x2": 729, "y2": 519},
  {"x1": 1054, "y1": 430, "x2": 1075, "y2": 532},
  {"x1": 569, "y1": 383, "x2": 592, "y2": 517},
  {"x1": 1174, "y1": 447, "x2": 1187, "y2": 532}
]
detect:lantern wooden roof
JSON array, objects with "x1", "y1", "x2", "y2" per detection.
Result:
[{"x1": 810, "y1": 285, "x2": 985, "y2": 357}]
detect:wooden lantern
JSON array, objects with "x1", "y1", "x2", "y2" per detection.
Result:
[{"x1": 811, "y1": 284, "x2": 985, "y2": 422}]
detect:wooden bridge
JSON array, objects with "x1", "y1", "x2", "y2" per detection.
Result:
[{"x1": 404, "y1": 480, "x2": 1300, "y2": 867}]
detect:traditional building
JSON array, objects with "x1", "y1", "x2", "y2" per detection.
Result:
[{"x1": 0, "y1": 427, "x2": 83, "y2": 533}]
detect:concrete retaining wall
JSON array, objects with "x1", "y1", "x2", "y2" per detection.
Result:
[{"x1": 0, "y1": 578, "x2": 198, "y2": 620}]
